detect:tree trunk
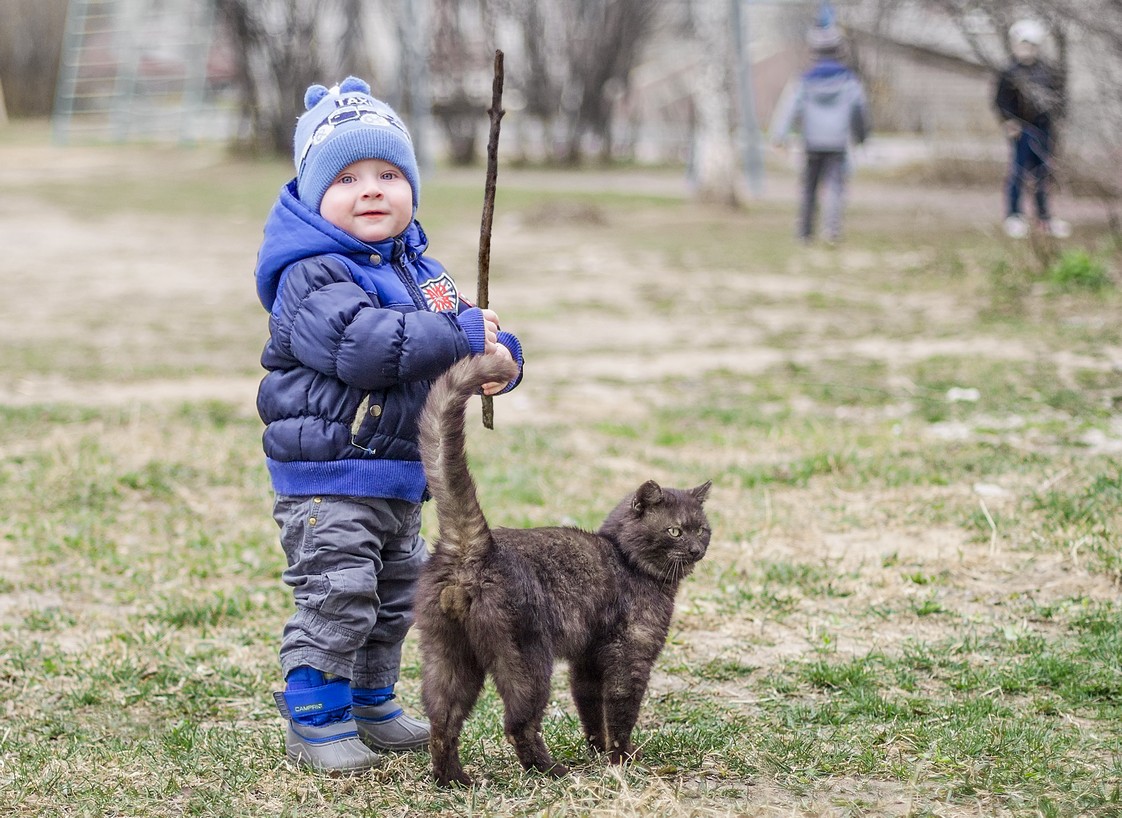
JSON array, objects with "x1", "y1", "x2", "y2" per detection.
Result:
[{"x1": 691, "y1": 0, "x2": 742, "y2": 207}]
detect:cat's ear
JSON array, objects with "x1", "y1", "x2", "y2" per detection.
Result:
[
  {"x1": 632, "y1": 480, "x2": 663, "y2": 512},
  {"x1": 691, "y1": 481, "x2": 712, "y2": 504}
]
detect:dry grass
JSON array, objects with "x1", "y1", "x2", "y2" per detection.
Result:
[{"x1": 1, "y1": 124, "x2": 1120, "y2": 816}]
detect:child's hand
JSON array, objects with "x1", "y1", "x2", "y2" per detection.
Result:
[
  {"x1": 481, "y1": 308, "x2": 500, "y2": 353},
  {"x1": 481, "y1": 342, "x2": 514, "y2": 396}
]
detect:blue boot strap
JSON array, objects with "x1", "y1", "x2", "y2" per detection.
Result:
[{"x1": 275, "y1": 678, "x2": 352, "y2": 722}]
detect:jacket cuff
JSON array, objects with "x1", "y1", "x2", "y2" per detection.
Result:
[
  {"x1": 455, "y1": 307, "x2": 487, "y2": 355},
  {"x1": 495, "y1": 331, "x2": 524, "y2": 394},
  {"x1": 497, "y1": 331, "x2": 523, "y2": 367}
]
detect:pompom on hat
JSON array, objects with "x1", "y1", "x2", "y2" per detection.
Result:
[
  {"x1": 293, "y1": 76, "x2": 420, "y2": 213},
  {"x1": 806, "y1": 3, "x2": 845, "y2": 55}
]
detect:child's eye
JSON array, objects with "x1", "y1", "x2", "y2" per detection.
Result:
[
  {"x1": 667, "y1": 527, "x2": 682, "y2": 538},
  {"x1": 381, "y1": 171, "x2": 398, "y2": 181},
  {"x1": 338, "y1": 174, "x2": 356, "y2": 184}
]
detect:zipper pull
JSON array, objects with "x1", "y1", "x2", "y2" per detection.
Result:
[{"x1": 349, "y1": 394, "x2": 377, "y2": 456}]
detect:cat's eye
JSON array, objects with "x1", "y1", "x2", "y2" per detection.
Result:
[{"x1": 667, "y1": 527, "x2": 682, "y2": 537}]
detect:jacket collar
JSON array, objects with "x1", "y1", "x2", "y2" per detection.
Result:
[{"x1": 255, "y1": 179, "x2": 428, "y2": 310}]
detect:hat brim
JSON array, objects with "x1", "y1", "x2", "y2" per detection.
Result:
[{"x1": 297, "y1": 125, "x2": 420, "y2": 212}]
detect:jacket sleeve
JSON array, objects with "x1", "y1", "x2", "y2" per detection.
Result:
[
  {"x1": 850, "y1": 78, "x2": 871, "y2": 145},
  {"x1": 769, "y1": 79, "x2": 803, "y2": 143},
  {"x1": 1049, "y1": 63, "x2": 1067, "y2": 121},
  {"x1": 994, "y1": 69, "x2": 1019, "y2": 122},
  {"x1": 273, "y1": 256, "x2": 472, "y2": 390},
  {"x1": 494, "y1": 330, "x2": 525, "y2": 394},
  {"x1": 448, "y1": 274, "x2": 526, "y2": 393}
]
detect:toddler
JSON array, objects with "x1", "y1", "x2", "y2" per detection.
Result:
[{"x1": 254, "y1": 77, "x2": 523, "y2": 773}]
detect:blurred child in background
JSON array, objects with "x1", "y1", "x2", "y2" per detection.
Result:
[
  {"x1": 995, "y1": 19, "x2": 1070, "y2": 239},
  {"x1": 770, "y1": 6, "x2": 871, "y2": 245}
]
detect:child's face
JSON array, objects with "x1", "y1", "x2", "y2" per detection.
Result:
[
  {"x1": 320, "y1": 158, "x2": 414, "y2": 243},
  {"x1": 1012, "y1": 39, "x2": 1039, "y2": 64}
]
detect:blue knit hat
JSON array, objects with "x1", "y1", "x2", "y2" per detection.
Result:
[
  {"x1": 293, "y1": 76, "x2": 420, "y2": 213},
  {"x1": 807, "y1": 1, "x2": 844, "y2": 55}
]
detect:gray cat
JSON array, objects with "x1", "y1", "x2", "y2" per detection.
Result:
[{"x1": 416, "y1": 354, "x2": 712, "y2": 786}]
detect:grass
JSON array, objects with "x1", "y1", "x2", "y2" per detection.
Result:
[
  {"x1": 1, "y1": 126, "x2": 1121, "y2": 815},
  {"x1": 752, "y1": 602, "x2": 1122, "y2": 807}
]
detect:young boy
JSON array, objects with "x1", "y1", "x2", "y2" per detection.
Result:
[
  {"x1": 994, "y1": 19, "x2": 1070, "y2": 239},
  {"x1": 769, "y1": 9, "x2": 870, "y2": 245},
  {"x1": 254, "y1": 77, "x2": 523, "y2": 774}
]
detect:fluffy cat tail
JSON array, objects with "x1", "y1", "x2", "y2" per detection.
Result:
[{"x1": 419, "y1": 354, "x2": 521, "y2": 558}]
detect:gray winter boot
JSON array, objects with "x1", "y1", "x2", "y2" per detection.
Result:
[
  {"x1": 353, "y1": 699, "x2": 431, "y2": 752},
  {"x1": 273, "y1": 683, "x2": 383, "y2": 774}
]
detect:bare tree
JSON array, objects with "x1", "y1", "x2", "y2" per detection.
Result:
[
  {"x1": 690, "y1": 0, "x2": 742, "y2": 206},
  {"x1": 509, "y1": 0, "x2": 562, "y2": 149},
  {"x1": 428, "y1": 1, "x2": 488, "y2": 164},
  {"x1": 0, "y1": 0, "x2": 68, "y2": 117},
  {"x1": 494, "y1": 0, "x2": 658, "y2": 164},
  {"x1": 216, "y1": 0, "x2": 375, "y2": 155},
  {"x1": 557, "y1": 0, "x2": 658, "y2": 163}
]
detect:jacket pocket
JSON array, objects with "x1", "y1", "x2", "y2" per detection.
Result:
[{"x1": 349, "y1": 391, "x2": 385, "y2": 455}]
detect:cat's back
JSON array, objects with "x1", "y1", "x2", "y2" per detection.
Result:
[
  {"x1": 484, "y1": 525, "x2": 621, "y2": 650},
  {"x1": 490, "y1": 525, "x2": 614, "y2": 579},
  {"x1": 485, "y1": 525, "x2": 619, "y2": 607}
]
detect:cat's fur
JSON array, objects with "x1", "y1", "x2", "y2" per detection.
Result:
[{"x1": 416, "y1": 354, "x2": 712, "y2": 786}]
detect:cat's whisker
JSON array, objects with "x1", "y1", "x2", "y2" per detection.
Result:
[{"x1": 660, "y1": 560, "x2": 682, "y2": 589}]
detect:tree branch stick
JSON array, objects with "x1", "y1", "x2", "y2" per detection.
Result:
[{"x1": 478, "y1": 49, "x2": 505, "y2": 429}]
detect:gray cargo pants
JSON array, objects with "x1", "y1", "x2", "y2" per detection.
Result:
[
  {"x1": 799, "y1": 150, "x2": 849, "y2": 242},
  {"x1": 273, "y1": 494, "x2": 427, "y2": 689}
]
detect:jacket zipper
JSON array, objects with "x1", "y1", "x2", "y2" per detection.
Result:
[
  {"x1": 391, "y1": 237, "x2": 430, "y2": 309},
  {"x1": 348, "y1": 240, "x2": 425, "y2": 458}
]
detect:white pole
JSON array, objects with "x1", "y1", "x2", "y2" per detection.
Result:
[{"x1": 732, "y1": 0, "x2": 765, "y2": 195}]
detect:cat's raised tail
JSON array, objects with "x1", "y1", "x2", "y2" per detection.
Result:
[{"x1": 419, "y1": 354, "x2": 521, "y2": 557}]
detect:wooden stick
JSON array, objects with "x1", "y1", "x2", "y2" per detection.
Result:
[{"x1": 478, "y1": 49, "x2": 505, "y2": 429}]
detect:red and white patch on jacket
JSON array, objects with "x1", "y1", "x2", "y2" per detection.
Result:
[{"x1": 419, "y1": 273, "x2": 461, "y2": 312}]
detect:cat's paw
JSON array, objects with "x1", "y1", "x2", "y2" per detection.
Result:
[
  {"x1": 607, "y1": 744, "x2": 641, "y2": 765},
  {"x1": 433, "y1": 766, "x2": 474, "y2": 787},
  {"x1": 538, "y1": 761, "x2": 570, "y2": 777}
]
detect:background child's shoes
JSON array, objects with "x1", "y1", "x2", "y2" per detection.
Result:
[
  {"x1": 276, "y1": 699, "x2": 384, "y2": 773},
  {"x1": 1003, "y1": 214, "x2": 1029, "y2": 238},
  {"x1": 1041, "y1": 218, "x2": 1071, "y2": 238}
]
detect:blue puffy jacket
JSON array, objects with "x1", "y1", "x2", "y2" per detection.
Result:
[{"x1": 254, "y1": 180, "x2": 523, "y2": 502}]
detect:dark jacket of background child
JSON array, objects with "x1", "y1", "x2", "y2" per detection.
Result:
[{"x1": 994, "y1": 59, "x2": 1065, "y2": 129}]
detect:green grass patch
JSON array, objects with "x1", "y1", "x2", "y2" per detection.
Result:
[{"x1": 754, "y1": 603, "x2": 1122, "y2": 809}]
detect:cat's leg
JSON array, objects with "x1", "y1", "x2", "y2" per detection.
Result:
[
  {"x1": 569, "y1": 654, "x2": 607, "y2": 753},
  {"x1": 602, "y1": 687, "x2": 645, "y2": 764},
  {"x1": 601, "y1": 650, "x2": 654, "y2": 764},
  {"x1": 492, "y1": 647, "x2": 568, "y2": 777},
  {"x1": 422, "y1": 630, "x2": 485, "y2": 787}
]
